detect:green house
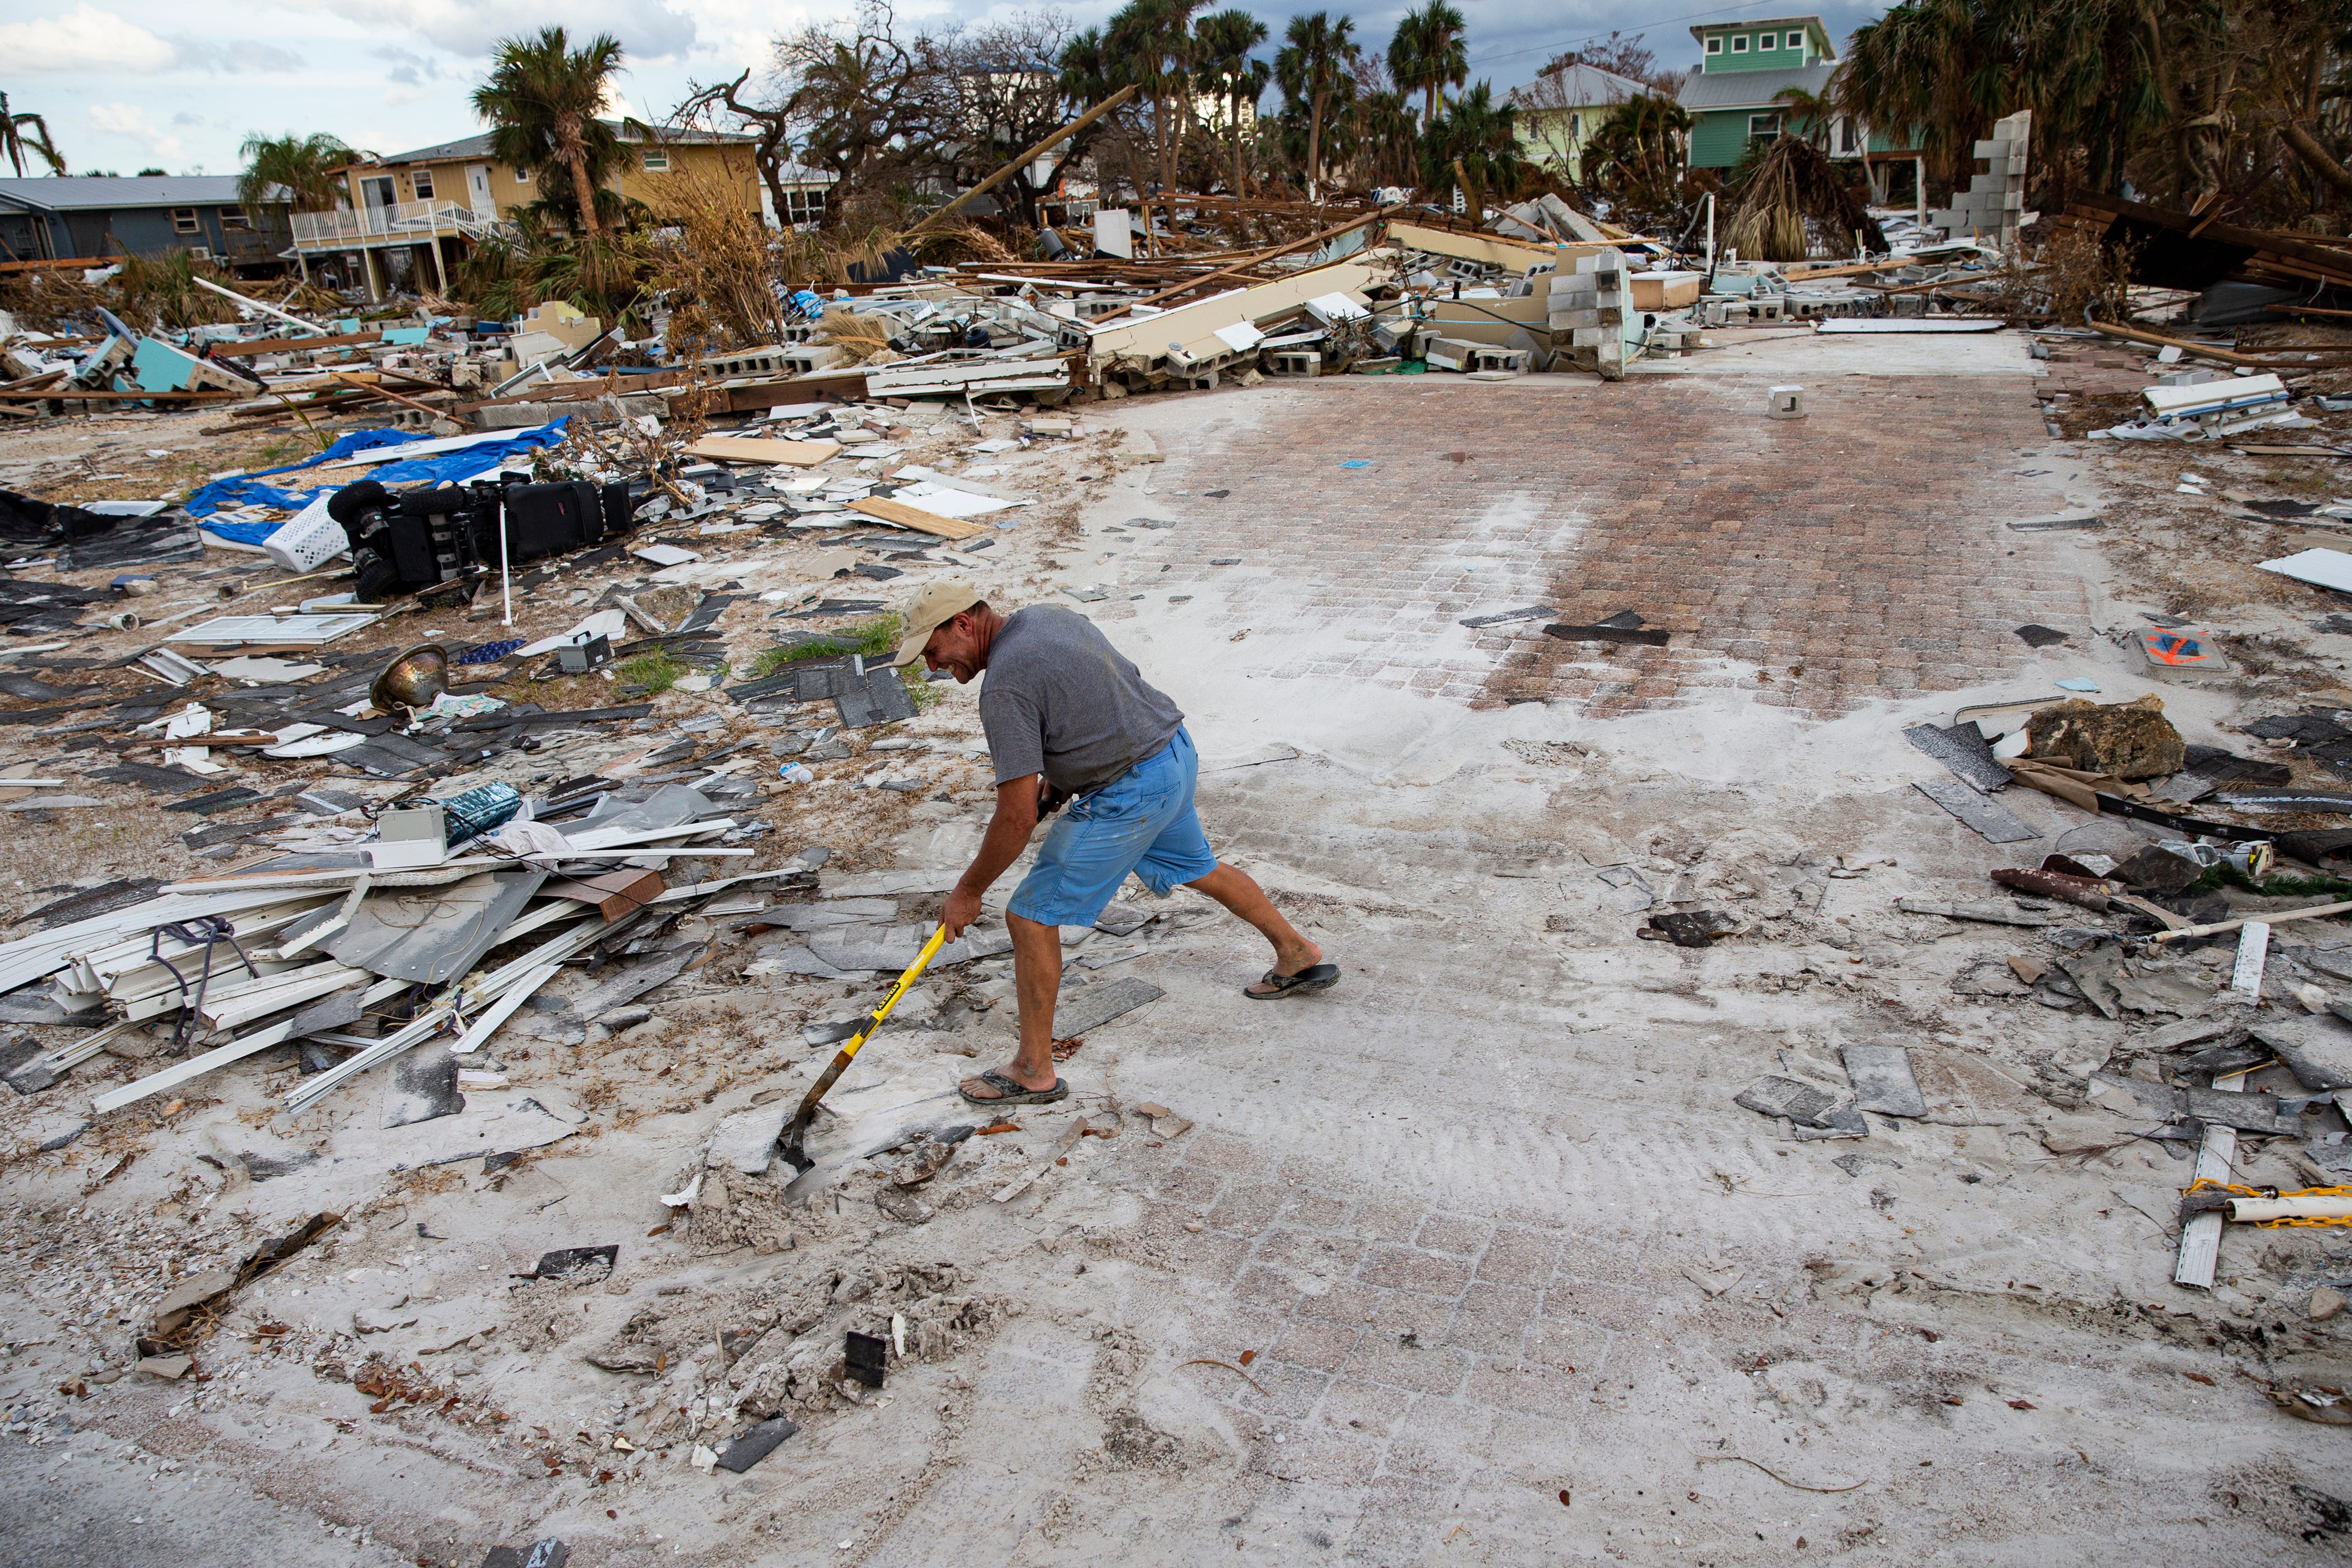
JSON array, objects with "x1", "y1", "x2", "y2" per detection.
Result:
[{"x1": 1678, "y1": 15, "x2": 1909, "y2": 173}]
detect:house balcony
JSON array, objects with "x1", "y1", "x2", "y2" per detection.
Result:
[{"x1": 290, "y1": 200, "x2": 508, "y2": 251}]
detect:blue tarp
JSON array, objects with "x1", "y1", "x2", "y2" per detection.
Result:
[{"x1": 187, "y1": 419, "x2": 571, "y2": 543}]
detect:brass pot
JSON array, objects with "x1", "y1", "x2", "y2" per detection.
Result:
[{"x1": 371, "y1": 642, "x2": 449, "y2": 711}]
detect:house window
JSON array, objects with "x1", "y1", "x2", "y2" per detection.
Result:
[
  {"x1": 1789, "y1": 31, "x2": 1806, "y2": 49},
  {"x1": 1731, "y1": 34, "x2": 1748, "y2": 52},
  {"x1": 171, "y1": 208, "x2": 199, "y2": 233},
  {"x1": 513, "y1": 167, "x2": 532, "y2": 184},
  {"x1": 784, "y1": 185, "x2": 827, "y2": 226},
  {"x1": 218, "y1": 206, "x2": 250, "y2": 231},
  {"x1": 1569, "y1": 113, "x2": 1581, "y2": 139},
  {"x1": 1748, "y1": 113, "x2": 1782, "y2": 138},
  {"x1": 1705, "y1": 36, "x2": 1722, "y2": 53},
  {"x1": 1837, "y1": 117, "x2": 1860, "y2": 154},
  {"x1": 641, "y1": 148, "x2": 669, "y2": 172},
  {"x1": 1757, "y1": 32, "x2": 1776, "y2": 49},
  {"x1": 411, "y1": 169, "x2": 434, "y2": 200}
]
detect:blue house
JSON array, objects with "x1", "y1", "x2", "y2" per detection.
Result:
[{"x1": 0, "y1": 176, "x2": 292, "y2": 275}]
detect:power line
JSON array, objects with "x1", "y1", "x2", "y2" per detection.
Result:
[{"x1": 1462, "y1": 2, "x2": 1783, "y2": 72}]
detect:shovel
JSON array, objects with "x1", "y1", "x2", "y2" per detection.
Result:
[{"x1": 779, "y1": 922, "x2": 951, "y2": 1175}]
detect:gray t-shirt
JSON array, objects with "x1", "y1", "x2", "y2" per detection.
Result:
[{"x1": 978, "y1": 605, "x2": 1184, "y2": 795}]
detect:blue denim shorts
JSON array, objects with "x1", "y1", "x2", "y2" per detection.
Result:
[{"x1": 1007, "y1": 725, "x2": 1219, "y2": 927}]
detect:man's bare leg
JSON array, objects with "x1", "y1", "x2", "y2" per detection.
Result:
[
  {"x1": 959, "y1": 911, "x2": 1062, "y2": 1099},
  {"x1": 1185, "y1": 862, "x2": 1325, "y2": 994}
]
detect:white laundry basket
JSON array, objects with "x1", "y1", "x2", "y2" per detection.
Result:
[{"x1": 262, "y1": 491, "x2": 350, "y2": 572}]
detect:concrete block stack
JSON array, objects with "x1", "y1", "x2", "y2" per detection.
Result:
[
  {"x1": 1549, "y1": 250, "x2": 1628, "y2": 381},
  {"x1": 1930, "y1": 108, "x2": 2030, "y2": 254}
]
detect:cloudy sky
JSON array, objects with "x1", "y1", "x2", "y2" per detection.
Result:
[{"x1": 1, "y1": 0, "x2": 1891, "y2": 177}]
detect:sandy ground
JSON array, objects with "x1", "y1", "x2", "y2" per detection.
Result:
[{"x1": 1, "y1": 330, "x2": 2351, "y2": 1567}]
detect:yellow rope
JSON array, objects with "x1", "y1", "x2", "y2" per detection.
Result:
[{"x1": 2183, "y1": 1178, "x2": 2352, "y2": 1228}]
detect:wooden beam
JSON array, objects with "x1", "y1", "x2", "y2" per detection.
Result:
[
  {"x1": 328, "y1": 370, "x2": 447, "y2": 421},
  {"x1": 2086, "y1": 318, "x2": 2273, "y2": 368},
  {"x1": 1088, "y1": 207, "x2": 1399, "y2": 325},
  {"x1": 0, "y1": 388, "x2": 242, "y2": 403},
  {"x1": 0, "y1": 255, "x2": 107, "y2": 274}
]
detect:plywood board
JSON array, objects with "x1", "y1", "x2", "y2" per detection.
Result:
[
  {"x1": 686, "y1": 436, "x2": 842, "y2": 466},
  {"x1": 848, "y1": 496, "x2": 986, "y2": 540}
]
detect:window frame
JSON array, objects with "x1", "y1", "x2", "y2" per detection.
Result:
[
  {"x1": 410, "y1": 169, "x2": 434, "y2": 200},
  {"x1": 1788, "y1": 31, "x2": 1806, "y2": 50},
  {"x1": 1705, "y1": 35, "x2": 1722, "y2": 54},
  {"x1": 1748, "y1": 112, "x2": 1783, "y2": 138},
  {"x1": 1730, "y1": 34, "x2": 1748, "y2": 53},
  {"x1": 640, "y1": 147, "x2": 670, "y2": 172},
  {"x1": 171, "y1": 207, "x2": 200, "y2": 234},
  {"x1": 217, "y1": 205, "x2": 250, "y2": 231}
]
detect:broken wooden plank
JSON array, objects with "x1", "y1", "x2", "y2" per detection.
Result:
[
  {"x1": 685, "y1": 436, "x2": 841, "y2": 467},
  {"x1": 848, "y1": 496, "x2": 987, "y2": 541}
]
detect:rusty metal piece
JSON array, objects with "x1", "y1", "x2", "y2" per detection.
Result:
[{"x1": 1992, "y1": 867, "x2": 2113, "y2": 911}]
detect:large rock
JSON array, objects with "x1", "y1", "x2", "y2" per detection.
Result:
[{"x1": 2026, "y1": 695, "x2": 2185, "y2": 779}]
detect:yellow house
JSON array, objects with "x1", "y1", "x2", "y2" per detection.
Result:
[
  {"x1": 289, "y1": 120, "x2": 824, "y2": 302},
  {"x1": 1509, "y1": 62, "x2": 1650, "y2": 182}
]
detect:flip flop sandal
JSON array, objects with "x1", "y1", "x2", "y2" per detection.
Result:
[
  {"x1": 958, "y1": 1068, "x2": 1070, "y2": 1106},
  {"x1": 1245, "y1": 963, "x2": 1341, "y2": 1000}
]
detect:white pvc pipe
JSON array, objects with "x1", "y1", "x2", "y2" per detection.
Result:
[
  {"x1": 2228, "y1": 1196, "x2": 2352, "y2": 1223},
  {"x1": 192, "y1": 276, "x2": 323, "y2": 336}
]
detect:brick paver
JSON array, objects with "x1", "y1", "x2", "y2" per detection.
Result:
[{"x1": 1108, "y1": 374, "x2": 2084, "y2": 716}]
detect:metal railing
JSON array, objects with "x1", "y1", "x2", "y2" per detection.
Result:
[{"x1": 290, "y1": 199, "x2": 508, "y2": 247}]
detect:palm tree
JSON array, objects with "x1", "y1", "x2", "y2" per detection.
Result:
[
  {"x1": 1392, "y1": 1, "x2": 1467, "y2": 127},
  {"x1": 1276, "y1": 11, "x2": 1359, "y2": 201},
  {"x1": 1, "y1": 93, "x2": 65, "y2": 177},
  {"x1": 1195, "y1": 9, "x2": 1270, "y2": 193},
  {"x1": 1422, "y1": 82, "x2": 1523, "y2": 216},
  {"x1": 237, "y1": 132, "x2": 359, "y2": 214},
  {"x1": 1108, "y1": 0, "x2": 1206, "y2": 195},
  {"x1": 1582, "y1": 93, "x2": 1692, "y2": 211},
  {"x1": 1771, "y1": 86, "x2": 1833, "y2": 150},
  {"x1": 473, "y1": 26, "x2": 627, "y2": 240}
]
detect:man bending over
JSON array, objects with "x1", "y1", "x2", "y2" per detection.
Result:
[{"x1": 888, "y1": 582, "x2": 1338, "y2": 1106}]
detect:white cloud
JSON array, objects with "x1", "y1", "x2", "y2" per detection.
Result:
[
  {"x1": 302, "y1": 0, "x2": 700, "y2": 62},
  {"x1": 87, "y1": 102, "x2": 189, "y2": 166},
  {"x1": 0, "y1": 3, "x2": 177, "y2": 73},
  {"x1": 0, "y1": 3, "x2": 303, "y2": 75}
]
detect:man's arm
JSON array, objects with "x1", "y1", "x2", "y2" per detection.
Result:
[{"x1": 941, "y1": 774, "x2": 1043, "y2": 938}]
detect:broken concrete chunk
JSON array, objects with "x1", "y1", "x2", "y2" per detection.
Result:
[
  {"x1": 1841, "y1": 1044, "x2": 1928, "y2": 1118},
  {"x1": 2025, "y1": 695, "x2": 2186, "y2": 779},
  {"x1": 707, "y1": 1101, "x2": 794, "y2": 1176},
  {"x1": 1135, "y1": 1101, "x2": 1194, "y2": 1138},
  {"x1": 1734, "y1": 1075, "x2": 1849, "y2": 1129},
  {"x1": 150, "y1": 1268, "x2": 236, "y2": 1336},
  {"x1": 875, "y1": 1186, "x2": 935, "y2": 1225}
]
